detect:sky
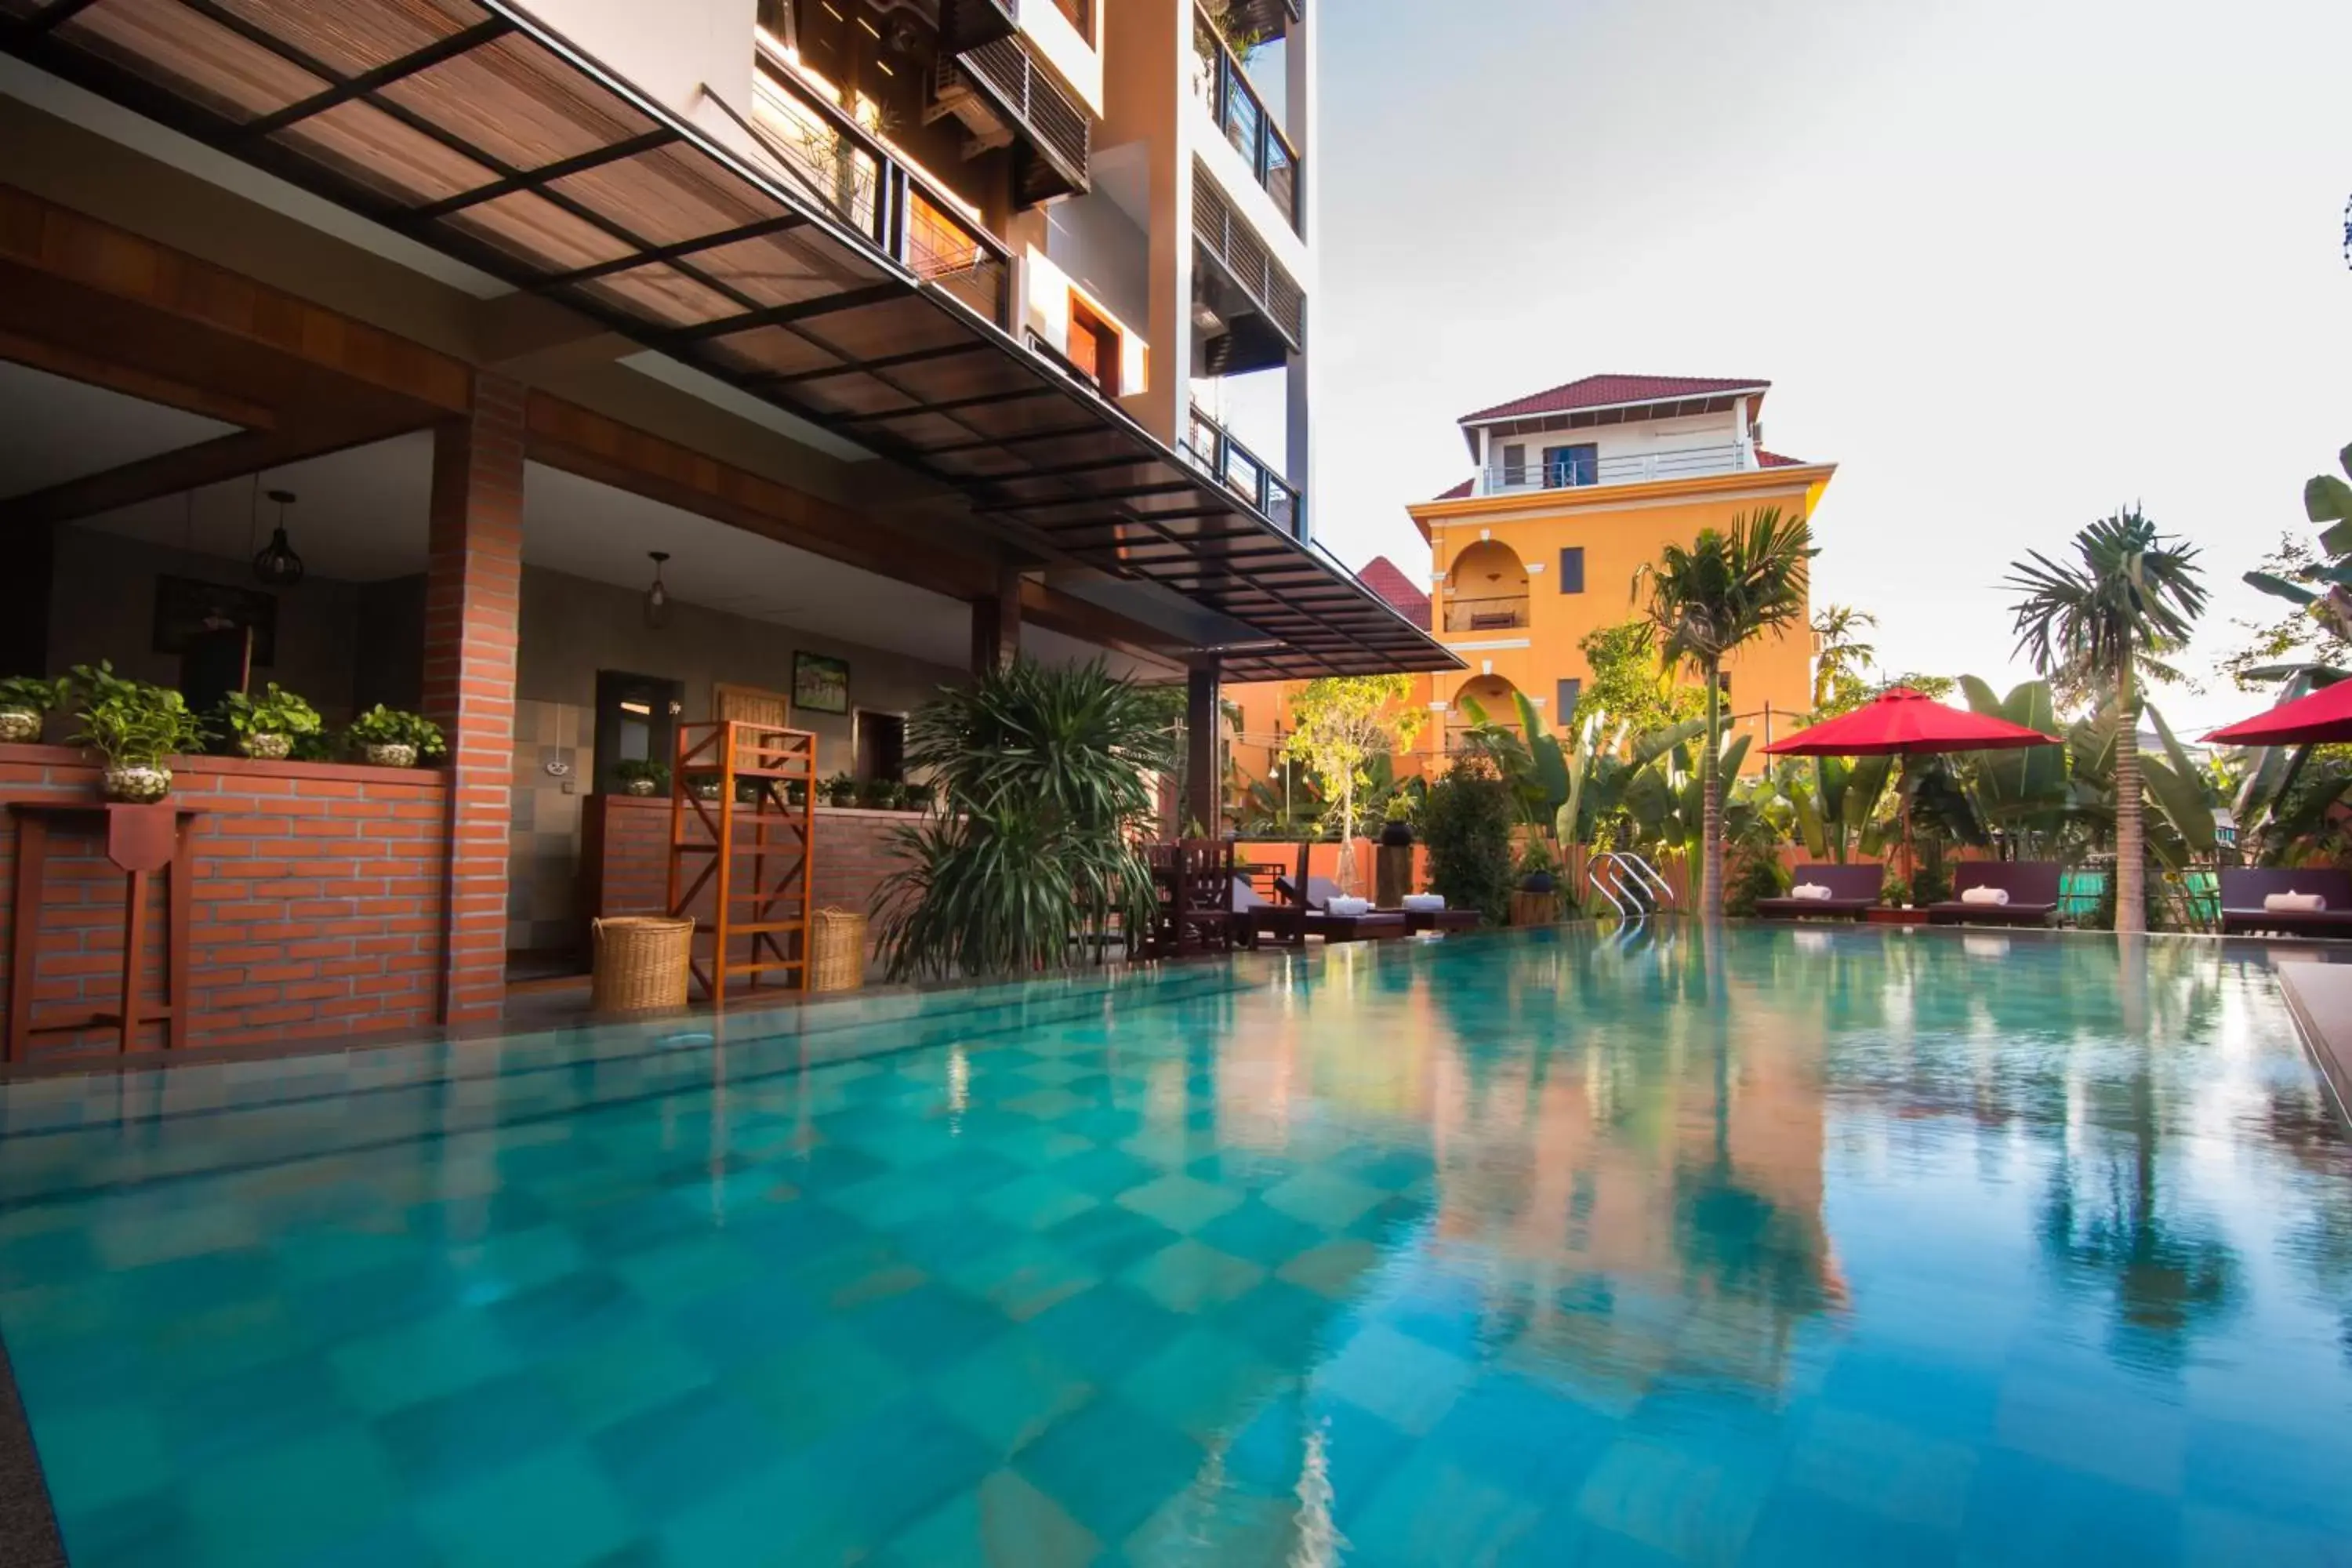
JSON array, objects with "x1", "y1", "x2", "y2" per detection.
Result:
[{"x1": 1303, "y1": 0, "x2": 2351, "y2": 731}]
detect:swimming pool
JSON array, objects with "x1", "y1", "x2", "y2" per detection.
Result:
[{"x1": 3, "y1": 925, "x2": 2350, "y2": 1566}]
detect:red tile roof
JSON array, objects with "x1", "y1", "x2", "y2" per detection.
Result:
[
  {"x1": 1433, "y1": 477, "x2": 1474, "y2": 500},
  {"x1": 1462, "y1": 374, "x2": 1769, "y2": 424},
  {"x1": 1356, "y1": 555, "x2": 1431, "y2": 626},
  {"x1": 1755, "y1": 449, "x2": 1806, "y2": 467}
]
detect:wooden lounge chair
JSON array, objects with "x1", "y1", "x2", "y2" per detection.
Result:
[
  {"x1": 1754, "y1": 863, "x2": 1883, "y2": 920},
  {"x1": 1922, "y1": 862, "x2": 2062, "y2": 927},
  {"x1": 1273, "y1": 872, "x2": 1418, "y2": 942},
  {"x1": 1142, "y1": 840, "x2": 1240, "y2": 956},
  {"x1": 2218, "y1": 868, "x2": 2352, "y2": 938}
]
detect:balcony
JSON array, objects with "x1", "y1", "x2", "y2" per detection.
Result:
[
  {"x1": 1483, "y1": 444, "x2": 1750, "y2": 495},
  {"x1": 934, "y1": 36, "x2": 1091, "y2": 206},
  {"x1": 1184, "y1": 406, "x2": 1303, "y2": 537},
  {"x1": 749, "y1": 46, "x2": 1012, "y2": 326},
  {"x1": 1192, "y1": 174, "x2": 1303, "y2": 376},
  {"x1": 1442, "y1": 595, "x2": 1529, "y2": 635},
  {"x1": 1192, "y1": 9, "x2": 1301, "y2": 233}
]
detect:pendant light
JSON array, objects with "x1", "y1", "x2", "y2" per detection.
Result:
[
  {"x1": 251, "y1": 488, "x2": 305, "y2": 587},
  {"x1": 644, "y1": 550, "x2": 672, "y2": 630}
]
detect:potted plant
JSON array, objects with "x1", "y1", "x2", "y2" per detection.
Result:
[
  {"x1": 0, "y1": 675, "x2": 69, "y2": 745},
  {"x1": 68, "y1": 662, "x2": 208, "y2": 803},
  {"x1": 822, "y1": 771, "x2": 859, "y2": 808},
  {"x1": 214, "y1": 682, "x2": 322, "y2": 760},
  {"x1": 1508, "y1": 840, "x2": 1565, "y2": 926},
  {"x1": 614, "y1": 759, "x2": 670, "y2": 797},
  {"x1": 1378, "y1": 792, "x2": 1417, "y2": 848},
  {"x1": 347, "y1": 706, "x2": 445, "y2": 768},
  {"x1": 688, "y1": 775, "x2": 723, "y2": 801},
  {"x1": 856, "y1": 775, "x2": 899, "y2": 810}
]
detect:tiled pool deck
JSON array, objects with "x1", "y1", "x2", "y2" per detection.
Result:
[{"x1": 2, "y1": 926, "x2": 2351, "y2": 1565}]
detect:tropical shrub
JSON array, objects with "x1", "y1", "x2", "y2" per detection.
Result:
[
  {"x1": 1421, "y1": 755, "x2": 1515, "y2": 924},
  {"x1": 1724, "y1": 844, "x2": 1791, "y2": 916},
  {"x1": 1284, "y1": 674, "x2": 1423, "y2": 887},
  {"x1": 874, "y1": 658, "x2": 1173, "y2": 981}
]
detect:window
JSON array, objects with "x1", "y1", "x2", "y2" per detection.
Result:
[
  {"x1": 1556, "y1": 678, "x2": 1581, "y2": 720},
  {"x1": 1544, "y1": 444, "x2": 1598, "y2": 487},
  {"x1": 1066, "y1": 294, "x2": 1121, "y2": 397},
  {"x1": 1501, "y1": 442, "x2": 1526, "y2": 485},
  {"x1": 1558, "y1": 547, "x2": 1585, "y2": 593}
]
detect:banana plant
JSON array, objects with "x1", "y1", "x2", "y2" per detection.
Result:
[
  {"x1": 1777, "y1": 753, "x2": 1895, "y2": 863},
  {"x1": 1958, "y1": 677, "x2": 2071, "y2": 855},
  {"x1": 1622, "y1": 729, "x2": 1754, "y2": 864},
  {"x1": 2245, "y1": 441, "x2": 2352, "y2": 648}
]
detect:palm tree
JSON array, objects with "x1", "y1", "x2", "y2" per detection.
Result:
[
  {"x1": 2006, "y1": 510, "x2": 2207, "y2": 935},
  {"x1": 1634, "y1": 507, "x2": 1817, "y2": 917},
  {"x1": 1809, "y1": 604, "x2": 1878, "y2": 709}
]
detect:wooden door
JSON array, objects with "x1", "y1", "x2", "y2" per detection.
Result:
[{"x1": 711, "y1": 682, "x2": 790, "y2": 732}]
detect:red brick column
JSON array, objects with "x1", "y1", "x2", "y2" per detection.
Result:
[{"x1": 422, "y1": 375, "x2": 524, "y2": 1025}]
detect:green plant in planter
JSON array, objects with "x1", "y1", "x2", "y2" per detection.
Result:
[
  {"x1": 614, "y1": 759, "x2": 670, "y2": 797},
  {"x1": 1516, "y1": 839, "x2": 1563, "y2": 895},
  {"x1": 1420, "y1": 756, "x2": 1515, "y2": 925},
  {"x1": 0, "y1": 674, "x2": 70, "y2": 745},
  {"x1": 347, "y1": 706, "x2": 446, "y2": 767},
  {"x1": 856, "y1": 775, "x2": 901, "y2": 810},
  {"x1": 822, "y1": 771, "x2": 860, "y2": 808},
  {"x1": 68, "y1": 662, "x2": 208, "y2": 802},
  {"x1": 214, "y1": 683, "x2": 322, "y2": 760},
  {"x1": 1379, "y1": 790, "x2": 1417, "y2": 848}
]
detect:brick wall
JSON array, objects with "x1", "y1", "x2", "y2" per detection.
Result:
[
  {"x1": 0, "y1": 744, "x2": 450, "y2": 1059},
  {"x1": 421, "y1": 377, "x2": 524, "y2": 1025},
  {"x1": 583, "y1": 796, "x2": 920, "y2": 960}
]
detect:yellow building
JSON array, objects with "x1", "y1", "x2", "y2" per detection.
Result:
[{"x1": 1233, "y1": 374, "x2": 1835, "y2": 789}]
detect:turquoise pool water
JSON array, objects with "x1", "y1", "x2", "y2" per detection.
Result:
[{"x1": 4, "y1": 926, "x2": 2352, "y2": 1566}]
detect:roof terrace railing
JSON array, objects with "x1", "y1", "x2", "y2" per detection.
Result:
[
  {"x1": 1185, "y1": 405, "x2": 1303, "y2": 539},
  {"x1": 1441, "y1": 595, "x2": 1530, "y2": 635},
  {"x1": 1483, "y1": 443, "x2": 1749, "y2": 494},
  {"x1": 748, "y1": 42, "x2": 1011, "y2": 327},
  {"x1": 1192, "y1": 9, "x2": 1300, "y2": 234}
]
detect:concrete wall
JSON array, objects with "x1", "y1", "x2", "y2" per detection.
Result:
[
  {"x1": 514, "y1": 564, "x2": 964, "y2": 779},
  {"x1": 45, "y1": 528, "x2": 367, "y2": 723}
]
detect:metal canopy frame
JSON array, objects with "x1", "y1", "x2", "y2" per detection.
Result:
[{"x1": 2, "y1": 0, "x2": 1456, "y2": 683}]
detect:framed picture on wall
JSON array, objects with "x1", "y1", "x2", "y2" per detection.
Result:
[
  {"x1": 153, "y1": 575, "x2": 278, "y2": 666},
  {"x1": 793, "y1": 652, "x2": 850, "y2": 715}
]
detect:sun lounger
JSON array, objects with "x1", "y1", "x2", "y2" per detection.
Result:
[
  {"x1": 2218, "y1": 868, "x2": 2352, "y2": 938},
  {"x1": 1753, "y1": 863, "x2": 1882, "y2": 920},
  {"x1": 1922, "y1": 862, "x2": 2061, "y2": 927}
]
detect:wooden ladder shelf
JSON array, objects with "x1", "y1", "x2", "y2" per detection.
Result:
[{"x1": 665, "y1": 720, "x2": 818, "y2": 1005}]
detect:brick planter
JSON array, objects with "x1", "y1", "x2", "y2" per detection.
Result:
[{"x1": 0, "y1": 743, "x2": 451, "y2": 1058}]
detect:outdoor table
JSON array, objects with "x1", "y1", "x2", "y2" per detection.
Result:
[{"x1": 5, "y1": 801, "x2": 201, "y2": 1060}]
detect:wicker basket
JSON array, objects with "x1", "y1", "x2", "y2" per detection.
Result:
[
  {"x1": 590, "y1": 916, "x2": 694, "y2": 1011},
  {"x1": 811, "y1": 907, "x2": 868, "y2": 993}
]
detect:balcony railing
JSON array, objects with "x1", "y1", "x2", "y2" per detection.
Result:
[
  {"x1": 746, "y1": 45, "x2": 1011, "y2": 326},
  {"x1": 1443, "y1": 596, "x2": 1529, "y2": 634},
  {"x1": 1483, "y1": 444, "x2": 1748, "y2": 494},
  {"x1": 1192, "y1": 9, "x2": 1300, "y2": 233},
  {"x1": 1184, "y1": 406, "x2": 1303, "y2": 537}
]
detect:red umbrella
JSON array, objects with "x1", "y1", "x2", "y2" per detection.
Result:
[
  {"x1": 1762, "y1": 687, "x2": 2057, "y2": 758},
  {"x1": 1762, "y1": 688, "x2": 2058, "y2": 885},
  {"x1": 2205, "y1": 679, "x2": 2352, "y2": 747}
]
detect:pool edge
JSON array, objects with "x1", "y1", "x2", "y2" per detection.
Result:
[
  {"x1": 0, "y1": 1328, "x2": 64, "y2": 1568},
  {"x1": 2276, "y1": 961, "x2": 2352, "y2": 1131}
]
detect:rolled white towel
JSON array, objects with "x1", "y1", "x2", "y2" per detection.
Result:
[
  {"x1": 2266, "y1": 891, "x2": 2327, "y2": 913},
  {"x1": 1401, "y1": 893, "x2": 1446, "y2": 913},
  {"x1": 1959, "y1": 886, "x2": 2011, "y2": 906},
  {"x1": 1325, "y1": 896, "x2": 1371, "y2": 917},
  {"x1": 1791, "y1": 883, "x2": 1834, "y2": 902}
]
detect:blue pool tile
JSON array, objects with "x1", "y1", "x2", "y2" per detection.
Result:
[
  {"x1": 484, "y1": 1267, "x2": 643, "y2": 1356},
  {"x1": 820, "y1": 1391, "x2": 1001, "y2": 1540},
  {"x1": 1958, "y1": 1444, "x2": 2187, "y2": 1567},
  {"x1": 374, "y1": 1370, "x2": 575, "y2": 1495},
  {"x1": 1043, "y1": 1203, "x2": 1185, "y2": 1274},
  {"x1": 849, "y1": 1282, "x2": 1011, "y2": 1373},
  {"x1": 590, "y1": 1385, "x2": 782, "y2": 1521},
  {"x1": 1017, "y1": 1394, "x2": 1203, "y2": 1541},
  {"x1": 1026, "y1": 1283, "x2": 1189, "y2": 1379}
]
